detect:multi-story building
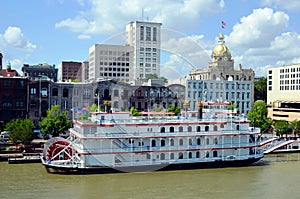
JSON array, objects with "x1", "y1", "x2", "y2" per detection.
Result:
[
  {"x1": 60, "y1": 61, "x2": 83, "y2": 82},
  {"x1": 0, "y1": 62, "x2": 28, "y2": 123},
  {"x1": 22, "y1": 63, "x2": 58, "y2": 82},
  {"x1": 82, "y1": 61, "x2": 89, "y2": 81},
  {"x1": 88, "y1": 44, "x2": 133, "y2": 82},
  {"x1": 267, "y1": 63, "x2": 300, "y2": 121},
  {"x1": 186, "y1": 34, "x2": 255, "y2": 114},
  {"x1": 126, "y1": 21, "x2": 162, "y2": 83},
  {"x1": 186, "y1": 79, "x2": 252, "y2": 114}
]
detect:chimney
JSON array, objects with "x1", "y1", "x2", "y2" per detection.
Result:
[{"x1": 0, "y1": 53, "x2": 3, "y2": 70}]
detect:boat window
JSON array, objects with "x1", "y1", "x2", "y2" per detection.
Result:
[
  {"x1": 161, "y1": 127, "x2": 165, "y2": 133},
  {"x1": 160, "y1": 153, "x2": 165, "y2": 160},
  {"x1": 189, "y1": 152, "x2": 192, "y2": 158},
  {"x1": 170, "y1": 139, "x2": 174, "y2": 146},
  {"x1": 151, "y1": 140, "x2": 156, "y2": 147},
  {"x1": 213, "y1": 151, "x2": 218, "y2": 157},
  {"x1": 197, "y1": 138, "x2": 201, "y2": 145},
  {"x1": 161, "y1": 139, "x2": 165, "y2": 147},
  {"x1": 206, "y1": 151, "x2": 209, "y2": 158},
  {"x1": 205, "y1": 126, "x2": 209, "y2": 131},
  {"x1": 196, "y1": 151, "x2": 200, "y2": 158},
  {"x1": 214, "y1": 138, "x2": 218, "y2": 144},
  {"x1": 170, "y1": 126, "x2": 174, "y2": 132},
  {"x1": 188, "y1": 126, "x2": 192, "y2": 132},
  {"x1": 206, "y1": 138, "x2": 209, "y2": 145},
  {"x1": 170, "y1": 153, "x2": 174, "y2": 160},
  {"x1": 146, "y1": 154, "x2": 151, "y2": 159},
  {"x1": 197, "y1": 126, "x2": 201, "y2": 132},
  {"x1": 179, "y1": 139, "x2": 183, "y2": 146},
  {"x1": 179, "y1": 126, "x2": 183, "y2": 132},
  {"x1": 179, "y1": 152, "x2": 183, "y2": 159},
  {"x1": 213, "y1": 126, "x2": 218, "y2": 131},
  {"x1": 236, "y1": 125, "x2": 240, "y2": 130}
]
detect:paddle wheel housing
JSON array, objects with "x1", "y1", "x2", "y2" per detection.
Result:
[{"x1": 43, "y1": 137, "x2": 74, "y2": 162}]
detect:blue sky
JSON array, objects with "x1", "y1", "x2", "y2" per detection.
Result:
[{"x1": 1, "y1": 0, "x2": 300, "y2": 79}]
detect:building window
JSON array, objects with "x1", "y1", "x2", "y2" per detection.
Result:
[
  {"x1": 153, "y1": 27, "x2": 157, "y2": 41},
  {"x1": 146, "y1": 27, "x2": 151, "y2": 41},
  {"x1": 140, "y1": 26, "x2": 144, "y2": 40},
  {"x1": 30, "y1": 88, "x2": 36, "y2": 95}
]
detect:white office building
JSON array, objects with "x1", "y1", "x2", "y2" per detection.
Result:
[
  {"x1": 88, "y1": 44, "x2": 133, "y2": 82},
  {"x1": 126, "y1": 21, "x2": 162, "y2": 84},
  {"x1": 267, "y1": 63, "x2": 300, "y2": 121}
]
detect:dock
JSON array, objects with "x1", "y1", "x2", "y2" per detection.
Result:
[{"x1": 7, "y1": 153, "x2": 42, "y2": 164}]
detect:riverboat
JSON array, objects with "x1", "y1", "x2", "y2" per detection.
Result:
[{"x1": 41, "y1": 102, "x2": 263, "y2": 174}]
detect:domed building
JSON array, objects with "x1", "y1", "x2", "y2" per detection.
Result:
[
  {"x1": 189, "y1": 34, "x2": 254, "y2": 82},
  {"x1": 186, "y1": 34, "x2": 255, "y2": 115}
]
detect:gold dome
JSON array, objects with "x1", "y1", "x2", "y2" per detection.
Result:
[
  {"x1": 213, "y1": 44, "x2": 230, "y2": 55},
  {"x1": 212, "y1": 34, "x2": 231, "y2": 56}
]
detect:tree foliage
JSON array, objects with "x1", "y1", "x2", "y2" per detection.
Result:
[
  {"x1": 247, "y1": 100, "x2": 271, "y2": 131},
  {"x1": 77, "y1": 104, "x2": 99, "y2": 120},
  {"x1": 289, "y1": 120, "x2": 300, "y2": 136},
  {"x1": 39, "y1": 105, "x2": 71, "y2": 137},
  {"x1": 254, "y1": 77, "x2": 267, "y2": 102},
  {"x1": 145, "y1": 73, "x2": 168, "y2": 83},
  {"x1": 130, "y1": 107, "x2": 142, "y2": 116},
  {"x1": 5, "y1": 119, "x2": 34, "y2": 145},
  {"x1": 274, "y1": 120, "x2": 292, "y2": 137},
  {"x1": 167, "y1": 104, "x2": 181, "y2": 116}
]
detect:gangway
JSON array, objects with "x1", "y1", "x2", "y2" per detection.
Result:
[
  {"x1": 260, "y1": 137, "x2": 278, "y2": 147},
  {"x1": 264, "y1": 140, "x2": 295, "y2": 154}
]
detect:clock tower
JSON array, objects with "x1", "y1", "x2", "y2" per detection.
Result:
[{"x1": 208, "y1": 34, "x2": 234, "y2": 71}]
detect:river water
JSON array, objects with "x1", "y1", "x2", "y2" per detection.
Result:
[{"x1": 1, "y1": 153, "x2": 300, "y2": 199}]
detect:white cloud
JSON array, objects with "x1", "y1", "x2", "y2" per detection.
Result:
[
  {"x1": 2, "y1": 26, "x2": 36, "y2": 50},
  {"x1": 160, "y1": 31, "x2": 213, "y2": 79},
  {"x1": 261, "y1": 0, "x2": 300, "y2": 11},
  {"x1": 55, "y1": 0, "x2": 225, "y2": 37},
  {"x1": 78, "y1": 34, "x2": 91, "y2": 40},
  {"x1": 228, "y1": 8, "x2": 289, "y2": 49}
]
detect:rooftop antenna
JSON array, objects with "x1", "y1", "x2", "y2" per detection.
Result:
[{"x1": 142, "y1": 8, "x2": 144, "y2": 21}]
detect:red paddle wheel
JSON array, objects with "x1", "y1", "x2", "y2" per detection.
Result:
[{"x1": 43, "y1": 137, "x2": 73, "y2": 161}]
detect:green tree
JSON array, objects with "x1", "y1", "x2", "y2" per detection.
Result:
[
  {"x1": 39, "y1": 105, "x2": 71, "y2": 138},
  {"x1": 130, "y1": 107, "x2": 142, "y2": 116},
  {"x1": 247, "y1": 100, "x2": 271, "y2": 131},
  {"x1": 254, "y1": 77, "x2": 267, "y2": 102},
  {"x1": 145, "y1": 74, "x2": 168, "y2": 83},
  {"x1": 5, "y1": 119, "x2": 34, "y2": 145},
  {"x1": 289, "y1": 120, "x2": 300, "y2": 137},
  {"x1": 274, "y1": 120, "x2": 292, "y2": 137},
  {"x1": 167, "y1": 104, "x2": 181, "y2": 116}
]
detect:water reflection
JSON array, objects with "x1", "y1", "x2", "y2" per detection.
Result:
[{"x1": 1, "y1": 154, "x2": 300, "y2": 199}]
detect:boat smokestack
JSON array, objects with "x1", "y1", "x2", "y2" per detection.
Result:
[{"x1": 198, "y1": 101, "x2": 203, "y2": 120}]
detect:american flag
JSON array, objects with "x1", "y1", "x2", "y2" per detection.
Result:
[{"x1": 222, "y1": 21, "x2": 226, "y2": 28}]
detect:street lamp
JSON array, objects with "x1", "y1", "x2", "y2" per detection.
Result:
[{"x1": 95, "y1": 89, "x2": 100, "y2": 112}]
